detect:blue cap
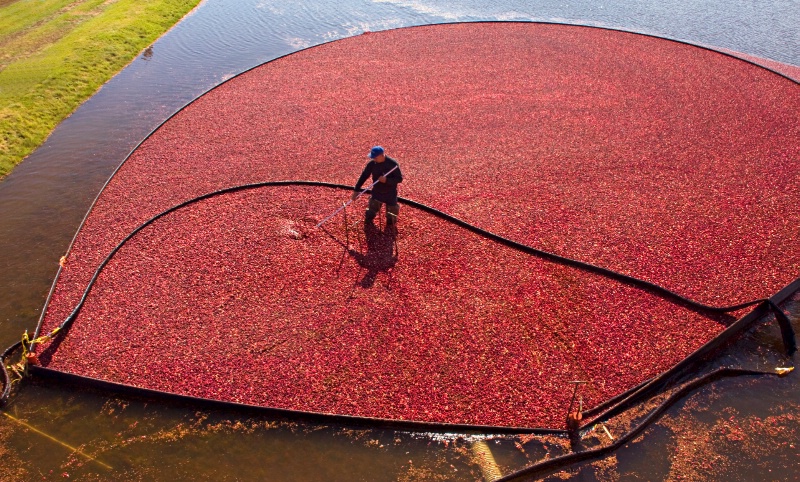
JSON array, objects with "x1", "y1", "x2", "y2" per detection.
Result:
[{"x1": 369, "y1": 146, "x2": 384, "y2": 159}]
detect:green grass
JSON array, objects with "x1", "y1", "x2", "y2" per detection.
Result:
[{"x1": 0, "y1": 0, "x2": 202, "y2": 177}]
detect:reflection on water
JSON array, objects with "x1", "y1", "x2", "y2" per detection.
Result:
[
  {"x1": 142, "y1": 46, "x2": 154, "y2": 61},
  {"x1": 0, "y1": 0, "x2": 797, "y2": 479}
]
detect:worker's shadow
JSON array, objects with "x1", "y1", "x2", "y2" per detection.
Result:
[{"x1": 348, "y1": 222, "x2": 397, "y2": 288}]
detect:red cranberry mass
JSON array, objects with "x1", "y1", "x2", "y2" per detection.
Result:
[{"x1": 36, "y1": 23, "x2": 800, "y2": 429}]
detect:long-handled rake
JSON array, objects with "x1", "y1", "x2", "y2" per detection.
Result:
[{"x1": 315, "y1": 165, "x2": 398, "y2": 228}]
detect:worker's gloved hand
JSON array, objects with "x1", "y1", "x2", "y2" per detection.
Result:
[
  {"x1": 379, "y1": 175, "x2": 387, "y2": 183},
  {"x1": 351, "y1": 191, "x2": 359, "y2": 201}
]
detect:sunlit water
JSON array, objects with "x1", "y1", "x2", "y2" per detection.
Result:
[{"x1": 0, "y1": 0, "x2": 797, "y2": 479}]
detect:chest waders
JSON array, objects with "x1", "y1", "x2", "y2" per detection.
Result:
[{"x1": 366, "y1": 198, "x2": 400, "y2": 227}]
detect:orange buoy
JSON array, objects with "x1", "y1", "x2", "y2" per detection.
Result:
[
  {"x1": 25, "y1": 352, "x2": 40, "y2": 366},
  {"x1": 566, "y1": 410, "x2": 582, "y2": 431}
]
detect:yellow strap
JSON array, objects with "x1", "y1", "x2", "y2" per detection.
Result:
[
  {"x1": 21, "y1": 327, "x2": 61, "y2": 352},
  {"x1": 20, "y1": 331, "x2": 30, "y2": 355},
  {"x1": 2, "y1": 412, "x2": 112, "y2": 470}
]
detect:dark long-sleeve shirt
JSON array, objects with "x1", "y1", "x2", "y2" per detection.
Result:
[{"x1": 354, "y1": 156, "x2": 403, "y2": 204}]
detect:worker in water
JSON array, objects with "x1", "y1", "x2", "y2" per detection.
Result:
[{"x1": 352, "y1": 146, "x2": 403, "y2": 231}]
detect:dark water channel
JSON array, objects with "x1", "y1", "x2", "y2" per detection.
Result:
[{"x1": 1, "y1": 0, "x2": 798, "y2": 480}]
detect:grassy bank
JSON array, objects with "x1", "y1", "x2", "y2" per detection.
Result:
[{"x1": 0, "y1": 0, "x2": 202, "y2": 177}]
